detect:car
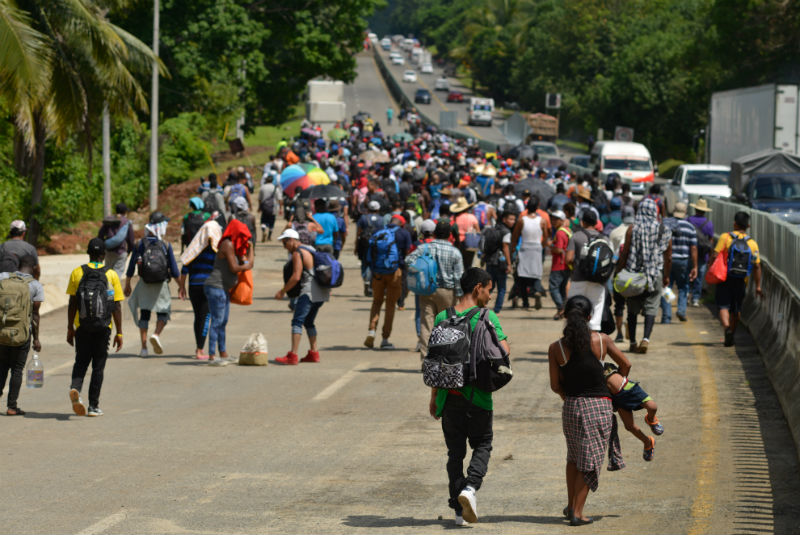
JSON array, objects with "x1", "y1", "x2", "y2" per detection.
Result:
[
  {"x1": 738, "y1": 173, "x2": 800, "y2": 224},
  {"x1": 530, "y1": 141, "x2": 560, "y2": 159},
  {"x1": 420, "y1": 63, "x2": 434, "y2": 74},
  {"x1": 414, "y1": 88, "x2": 432, "y2": 104},
  {"x1": 380, "y1": 37, "x2": 391, "y2": 50},
  {"x1": 446, "y1": 91, "x2": 464, "y2": 102},
  {"x1": 391, "y1": 55, "x2": 405, "y2": 66},
  {"x1": 434, "y1": 77, "x2": 449, "y2": 91},
  {"x1": 402, "y1": 70, "x2": 418, "y2": 83},
  {"x1": 664, "y1": 164, "x2": 731, "y2": 215},
  {"x1": 567, "y1": 154, "x2": 592, "y2": 176},
  {"x1": 368, "y1": 32, "x2": 378, "y2": 43}
]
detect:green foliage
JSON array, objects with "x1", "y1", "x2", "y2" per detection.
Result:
[
  {"x1": 158, "y1": 112, "x2": 208, "y2": 186},
  {"x1": 657, "y1": 159, "x2": 685, "y2": 179}
]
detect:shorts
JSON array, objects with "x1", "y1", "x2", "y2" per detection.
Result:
[
  {"x1": 715, "y1": 277, "x2": 747, "y2": 314},
  {"x1": 611, "y1": 381, "x2": 652, "y2": 412}
]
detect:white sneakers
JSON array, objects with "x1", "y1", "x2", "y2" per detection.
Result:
[
  {"x1": 149, "y1": 334, "x2": 163, "y2": 355},
  {"x1": 139, "y1": 348, "x2": 148, "y2": 358},
  {"x1": 454, "y1": 514, "x2": 468, "y2": 526},
  {"x1": 209, "y1": 357, "x2": 229, "y2": 367},
  {"x1": 69, "y1": 388, "x2": 86, "y2": 416},
  {"x1": 457, "y1": 486, "x2": 478, "y2": 523}
]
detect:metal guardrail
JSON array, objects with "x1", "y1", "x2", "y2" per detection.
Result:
[
  {"x1": 704, "y1": 196, "x2": 800, "y2": 297},
  {"x1": 371, "y1": 48, "x2": 497, "y2": 153}
]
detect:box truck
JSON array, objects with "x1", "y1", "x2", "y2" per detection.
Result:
[{"x1": 468, "y1": 97, "x2": 494, "y2": 127}]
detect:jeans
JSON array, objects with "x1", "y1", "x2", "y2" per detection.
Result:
[
  {"x1": 661, "y1": 258, "x2": 690, "y2": 321},
  {"x1": 691, "y1": 263, "x2": 707, "y2": 301},
  {"x1": 0, "y1": 340, "x2": 30, "y2": 409},
  {"x1": 414, "y1": 294, "x2": 421, "y2": 336},
  {"x1": 441, "y1": 393, "x2": 493, "y2": 514},
  {"x1": 291, "y1": 294, "x2": 323, "y2": 336},
  {"x1": 517, "y1": 277, "x2": 545, "y2": 308},
  {"x1": 71, "y1": 328, "x2": 110, "y2": 408},
  {"x1": 486, "y1": 264, "x2": 507, "y2": 313},
  {"x1": 204, "y1": 285, "x2": 230, "y2": 356},
  {"x1": 189, "y1": 284, "x2": 210, "y2": 350},
  {"x1": 548, "y1": 269, "x2": 570, "y2": 312},
  {"x1": 369, "y1": 269, "x2": 403, "y2": 340}
]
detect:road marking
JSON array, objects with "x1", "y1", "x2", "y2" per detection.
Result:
[
  {"x1": 313, "y1": 362, "x2": 371, "y2": 401},
  {"x1": 685, "y1": 318, "x2": 719, "y2": 535},
  {"x1": 78, "y1": 511, "x2": 127, "y2": 535}
]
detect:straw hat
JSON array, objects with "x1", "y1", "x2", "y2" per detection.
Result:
[
  {"x1": 577, "y1": 186, "x2": 592, "y2": 201},
  {"x1": 449, "y1": 197, "x2": 474, "y2": 214},
  {"x1": 689, "y1": 198, "x2": 713, "y2": 213}
]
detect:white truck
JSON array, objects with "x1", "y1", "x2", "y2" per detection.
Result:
[
  {"x1": 468, "y1": 97, "x2": 494, "y2": 127},
  {"x1": 306, "y1": 80, "x2": 345, "y2": 126},
  {"x1": 708, "y1": 84, "x2": 800, "y2": 165}
]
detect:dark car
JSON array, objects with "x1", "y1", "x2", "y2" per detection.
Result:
[
  {"x1": 352, "y1": 111, "x2": 371, "y2": 123},
  {"x1": 446, "y1": 90, "x2": 464, "y2": 103},
  {"x1": 739, "y1": 173, "x2": 800, "y2": 224},
  {"x1": 414, "y1": 88, "x2": 432, "y2": 104}
]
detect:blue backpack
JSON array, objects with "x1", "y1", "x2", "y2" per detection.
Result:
[
  {"x1": 727, "y1": 233, "x2": 753, "y2": 278},
  {"x1": 407, "y1": 243, "x2": 439, "y2": 295},
  {"x1": 300, "y1": 246, "x2": 344, "y2": 288},
  {"x1": 368, "y1": 227, "x2": 400, "y2": 274}
]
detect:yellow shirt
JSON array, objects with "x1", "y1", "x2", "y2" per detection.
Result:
[
  {"x1": 65, "y1": 262, "x2": 124, "y2": 329},
  {"x1": 714, "y1": 230, "x2": 760, "y2": 265}
]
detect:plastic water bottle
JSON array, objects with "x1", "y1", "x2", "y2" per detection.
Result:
[
  {"x1": 26, "y1": 353, "x2": 43, "y2": 388},
  {"x1": 662, "y1": 286, "x2": 676, "y2": 303}
]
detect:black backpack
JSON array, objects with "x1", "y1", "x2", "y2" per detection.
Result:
[
  {"x1": 182, "y1": 212, "x2": 205, "y2": 248},
  {"x1": 202, "y1": 192, "x2": 227, "y2": 227},
  {"x1": 480, "y1": 225, "x2": 505, "y2": 265},
  {"x1": 139, "y1": 240, "x2": 170, "y2": 283},
  {"x1": 422, "y1": 308, "x2": 481, "y2": 389},
  {"x1": 577, "y1": 230, "x2": 615, "y2": 283},
  {"x1": 77, "y1": 265, "x2": 113, "y2": 332}
]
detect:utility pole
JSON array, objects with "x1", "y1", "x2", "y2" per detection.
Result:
[
  {"x1": 102, "y1": 102, "x2": 111, "y2": 217},
  {"x1": 149, "y1": 0, "x2": 160, "y2": 212}
]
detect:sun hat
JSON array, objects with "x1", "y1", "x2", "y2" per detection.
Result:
[
  {"x1": 449, "y1": 197, "x2": 474, "y2": 214},
  {"x1": 277, "y1": 229, "x2": 300, "y2": 241},
  {"x1": 673, "y1": 201, "x2": 688, "y2": 218},
  {"x1": 689, "y1": 198, "x2": 713, "y2": 213}
]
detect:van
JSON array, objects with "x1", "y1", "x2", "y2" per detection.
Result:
[
  {"x1": 589, "y1": 141, "x2": 655, "y2": 195},
  {"x1": 468, "y1": 97, "x2": 494, "y2": 127}
]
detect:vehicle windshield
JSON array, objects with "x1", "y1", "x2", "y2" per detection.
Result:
[
  {"x1": 572, "y1": 156, "x2": 589, "y2": 165},
  {"x1": 685, "y1": 170, "x2": 729, "y2": 185},
  {"x1": 416, "y1": 90, "x2": 429, "y2": 96},
  {"x1": 751, "y1": 176, "x2": 800, "y2": 200},
  {"x1": 603, "y1": 157, "x2": 652, "y2": 171},
  {"x1": 404, "y1": 71, "x2": 415, "y2": 76},
  {"x1": 533, "y1": 145, "x2": 557, "y2": 156},
  {"x1": 472, "y1": 104, "x2": 491, "y2": 111}
]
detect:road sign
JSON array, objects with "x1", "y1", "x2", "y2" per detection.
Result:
[
  {"x1": 545, "y1": 93, "x2": 561, "y2": 109},
  {"x1": 614, "y1": 126, "x2": 634, "y2": 142}
]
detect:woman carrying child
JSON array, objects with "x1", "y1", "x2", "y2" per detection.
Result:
[{"x1": 548, "y1": 295, "x2": 631, "y2": 526}]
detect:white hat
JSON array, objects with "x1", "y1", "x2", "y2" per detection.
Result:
[
  {"x1": 550, "y1": 210, "x2": 566, "y2": 220},
  {"x1": 10, "y1": 220, "x2": 26, "y2": 232},
  {"x1": 277, "y1": 229, "x2": 300, "y2": 241},
  {"x1": 421, "y1": 219, "x2": 436, "y2": 233},
  {"x1": 673, "y1": 201, "x2": 688, "y2": 218},
  {"x1": 368, "y1": 200, "x2": 381, "y2": 211}
]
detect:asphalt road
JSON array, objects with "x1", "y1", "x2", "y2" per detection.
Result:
[{"x1": 4, "y1": 232, "x2": 800, "y2": 534}]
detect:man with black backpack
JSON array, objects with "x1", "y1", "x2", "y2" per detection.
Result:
[
  {"x1": 427, "y1": 268, "x2": 510, "y2": 526},
  {"x1": 201, "y1": 173, "x2": 227, "y2": 227},
  {"x1": 480, "y1": 208, "x2": 517, "y2": 314},
  {"x1": 66, "y1": 238, "x2": 123, "y2": 417},
  {"x1": 710, "y1": 211, "x2": 761, "y2": 347},
  {"x1": 181, "y1": 197, "x2": 210, "y2": 253}
]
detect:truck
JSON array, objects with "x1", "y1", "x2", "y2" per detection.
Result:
[
  {"x1": 708, "y1": 84, "x2": 800, "y2": 166},
  {"x1": 306, "y1": 80, "x2": 345, "y2": 126},
  {"x1": 468, "y1": 97, "x2": 494, "y2": 127},
  {"x1": 525, "y1": 113, "x2": 559, "y2": 142}
]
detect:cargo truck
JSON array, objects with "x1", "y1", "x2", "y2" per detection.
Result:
[{"x1": 468, "y1": 97, "x2": 494, "y2": 127}]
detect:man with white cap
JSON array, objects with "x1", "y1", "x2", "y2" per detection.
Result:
[
  {"x1": 660, "y1": 201, "x2": 697, "y2": 324},
  {"x1": 0, "y1": 220, "x2": 40, "y2": 279}
]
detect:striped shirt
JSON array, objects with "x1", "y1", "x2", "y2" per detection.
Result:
[
  {"x1": 180, "y1": 246, "x2": 217, "y2": 285},
  {"x1": 664, "y1": 218, "x2": 697, "y2": 260}
]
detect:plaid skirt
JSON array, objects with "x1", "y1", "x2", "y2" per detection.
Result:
[{"x1": 563, "y1": 396, "x2": 613, "y2": 492}]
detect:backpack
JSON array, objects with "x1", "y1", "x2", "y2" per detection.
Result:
[
  {"x1": 577, "y1": 230, "x2": 615, "y2": 283},
  {"x1": 203, "y1": 191, "x2": 227, "y2": 227},
  {"x1": 474, "y1": 202, "x2": 490, "y2": 228},
  {"x1": 693, "y1": 219, "x2": 713, "y2": 260},
  {"x1": 182, "y1": 212, "x2": 205, "y2": 248},
  {"x1": 138, "y1": 240, "x2": 170, "y2": 283},
  {"x1": 76, "y1": 265, "x2": 113, "y2": 333},
  {"x1": 260, "y1": 184, "x2": 277, "y2": 214},
  {"x1": 480, "y1": 225, "x2": 505, "y2": 265},
  {"x1": 422, "y1": 308, "x2": 481, "y2": 389},
  {"x1": 104, "y1": 221, "x2": 130, "y2": 251},
  {"x1": 469, "y1": 309, "x2": 513, "y2": 392},
  {"x1": 299, "y1": 246, "x2": 344, "y2": 288},
  {"x1": 228, "y1": 183, "x2": 247, "y2": 210},
  {"x1": 0, "y1": 274, "x2": 32, "y2": 347},
  {"x1": 407, "y1": 243, "x2": 439, "y2": 295},
  {"x1": 367, "y1": 227, "x2": 400, "y2": 274},
  {"x1": 292, "y1": 221, "x2": 315, "y2": 246},
  {"x1": 727, "y1": 233, "x2": 754, "y2": 278}
]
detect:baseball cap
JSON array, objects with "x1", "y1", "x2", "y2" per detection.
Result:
[
  {"x1": 87, "y1": 237, "x2": 105, "y2": 255},
  {"x1": 550, "y1": 210, "x2": 566, "y2": 221},
  {"x1": 673, "y1": 201, "x2": 688, "y2": 218},
  {"x1": 421, "y1": 219, "x2": 436, "y2": 234},
  {"x1": 277, "y1": 229, "x2": 300, "y2": 241},
  {"x1": 233, "y1": 196, "x2": 249, "y2": 212},
  {"x1": 10, "y1": 220, "x2": 26, "y2": 232},
  {"x1": 368, "y1": 200, "x2": 381, "y2": 211},
  {"x1": 391, "y1": 214, "x2": 407, "y2": 225},
  {"x1": 622, "y1": 205, "x2": 635, "y2": 224},
  {"x1": 149, "y1": 211, "x2": 169, "y2": 224}
]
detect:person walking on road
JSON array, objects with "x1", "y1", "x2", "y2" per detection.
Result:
[
  {"x1": 0, "y1": 220, "x2": 40, "y2": 279},
  {"x1": 615, "y1": 199, "x2": 672, "y2": 354},
  {"x1": 481, "y1": 208, "x2": 517, "y2": 314},
  {"x1": 687, "y1": 199, "x2": 715, "y2": 306},
  {"x1": 659, "y1": 202, "x2": 698, "y2": 323},
  {"x1": 386, "y1": 106, "x2": 394, "y2": 126},
  {"x1": 98, "y1": 203, "x2": 135, "y2": 279},
  {"x1": 548, "y1": 210, "x2": 571, "y2": 319},
  {"x1": 429, "y1": 267, "x2": 510, "y2": 526},
  {"x1": 258, "y1": 171, "x2": 282, "y2": 242},
  {"x1": 565, "y1": 210, "x2": 609, "y2": 330},
  {"x1": 355, "y1": 201, "x2": 385, "y2": 296},
  {"x1": 710, "y1": 211, "x2": 761, "y2": 346},
  {"x1": 609, "y1": 205, "x2": 635, "y2": 341},
  {"x1": 274, "y1": 229, "x2": 330, "y2": 365},
  {"x1": 0, "y1": 255, "x2": 44, "y2": 416},
  {"x1": 511, "y1": 197, "x2": 548, "y2": 310},
  {"x1": 66, "y1": 238, "x2": 124, "y2": 417},
  {"x1": 548, "y1": 295, "x2": 630, "y2": 526}
]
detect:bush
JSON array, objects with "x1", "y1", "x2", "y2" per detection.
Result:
[{"x1": 658, "y1": 158, "x2": 685, "y2": 179}]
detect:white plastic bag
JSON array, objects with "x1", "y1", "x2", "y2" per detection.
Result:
[{"x1": 239, "y1": 332, "x2": 268, "y2": 365}]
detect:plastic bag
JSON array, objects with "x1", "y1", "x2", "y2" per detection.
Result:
[
  {"x1": 705, "y1": 250, "x2": 727, "y2": 285},
  {"x1": 230, "y1": 269, "x2": 254, "y2": 305},
  {"x1": 239, "y1": 332, "x2": 268, "y2": 365}
]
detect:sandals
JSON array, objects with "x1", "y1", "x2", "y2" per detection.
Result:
[
  {"x1": 6, "y1": 407, "x2": 25, "y2": 416},
  {"x1": 643, "y1": 436, "x2": 655, "y2": 461},
  {"x1": 645, "y1": 415, "x2": 664, "y2": 435}
]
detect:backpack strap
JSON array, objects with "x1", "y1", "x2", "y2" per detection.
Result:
[{"x1": 556, "y1": 339, "x2": 568, "y2": 366}]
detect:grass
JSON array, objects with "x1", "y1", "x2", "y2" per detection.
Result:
[{"x1": 557, "y1": 139, "x2": 589, "y2": 152}]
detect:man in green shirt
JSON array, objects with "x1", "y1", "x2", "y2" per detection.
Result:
[{"x1": 428, "y1": 267, "x2": 510, "y2": 526}]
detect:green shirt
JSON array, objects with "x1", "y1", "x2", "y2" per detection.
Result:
[{"x1": 433, "y1": 306, "x2": 507, "y2": 416}]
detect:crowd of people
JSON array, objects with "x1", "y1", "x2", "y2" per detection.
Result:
[{"x1": 0, "y1": 115, "x2": 764, "y2": 527}]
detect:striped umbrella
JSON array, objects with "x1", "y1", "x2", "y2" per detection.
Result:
[{"x1": 280, "y1": 163, "x2": 331, "y2": 197}]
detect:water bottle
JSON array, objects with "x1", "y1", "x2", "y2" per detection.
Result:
[
  {"x1": 662, "y1": 286, "x2": 676, "y2": 303},
  {"x1": 26, "y1": 353, "x2": 43, "y2": 388}
]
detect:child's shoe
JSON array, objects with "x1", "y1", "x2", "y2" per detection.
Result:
[
  {"x1": 645, "y1": 414, "x2": 664, "y2": 435},
  {"x1": 643, "y1": 436, "x2": 655, "y2": 461}
]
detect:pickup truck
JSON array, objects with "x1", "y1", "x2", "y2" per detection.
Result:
[{"x1": 664, "y1": 164, "x2": 731, "y2": 215}]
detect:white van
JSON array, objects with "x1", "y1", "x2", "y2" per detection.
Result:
[
  {"x1": 589, "y1": 141, "x2": 655, "y2": 195},
  {"x1": 468, "y1": 97, "x2": 494, "y2": 126}
]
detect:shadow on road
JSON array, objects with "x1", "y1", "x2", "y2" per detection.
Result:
[
  {"x1": 343, "y1": 513, "x2": 594, "y2": 528},
  {"x1": 22, "y1": 411, "x2": 71, "y2": 421},
  {"x1": 359, "y1": 367, "x2": 418, "y2": 374}
]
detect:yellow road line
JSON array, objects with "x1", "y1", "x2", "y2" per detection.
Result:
[{"x1": 684, "y1": 318, "x2": 719, "y2": 534}]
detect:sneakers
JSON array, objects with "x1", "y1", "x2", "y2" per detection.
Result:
[
  {"x1": 691, "y1": 299, "x2": 700, "y2": 307},
  {"x1": 208, "y1": 357, "x2": 229, "y2": 367},
  {"x1": 724, "y1": 329, "x2": 734, "y2": 347},
  {"x1": 643, "y1": 436, "x2": 655, "y2": 461},
  {"x1": 454, "y1": 515, "x2": 469, "y2": 527},
  {"x1": 457, "y1": 486, "x2": 478, "y2": 523},
  {"x1": 380, "y1": 339, "x2": 394, "y2": 350},
  {"x1": 139, "y1": 348, "x2": 148, "y2": 358},
  {"x1": 300, "y1": 350, "x2": 320, "y2": 363},
  {"x1": 645, "y1": 415, "x2": 664, "y2": 435},
  {"x1": 69, "y1": 388, "x2": 86, "y2": 416},
  {"x1": 677, "y1": 313, "x2": 687, "y2": 322},
  {"x1": 637, "y1": 339, "x2": 649, "y2": 354},
  {"x1": 87, "y1": 406, "x2": 104, "y2": 417},
  {"x1": 364, "y1": 331, "x2": 375, "y2": 349},
  {"x1": 275, "y1": 352, "x2": 299, "y2": 365},
  {"x1": 149, "y1": 334, "x2": 163, "y2": 355},
  {"x1": 614, "y1": 332, "x2": 625, "y2": 343}
]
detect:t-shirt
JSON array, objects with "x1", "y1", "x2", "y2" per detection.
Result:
[
  {"x1": 0, "y1": 239, "x2": 38, "y2": 273},
  {"x1": 552, "y1": 227, "x2": 571, "y2": 271},
  {"x1": 715, "y1": 231, "x2": 760, "y2": 265},
  {"x1": 65, "y1": 262, "x2": 124, "y2": 329},
  {"x1": 567, "y1": 227, "x2": 600, "y2": 282},
  {"x1": 454, "y1": 212, "x2": 479, "y2": 242},
  {"x1": 314, "y1": 212, "x2": 339, "y2": 246},
  {"x1": 0, "y1": 272, "x2": 44, "y2": 303},
  {"x1": 433, "y1": 306, "x2": 508, "y2": 415}
]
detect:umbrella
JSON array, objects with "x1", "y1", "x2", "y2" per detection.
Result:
[
  {"x1": 506, "y1": 144, "x2": 536, "y2": 160},
  {"x1": 392, "y1": 132, "x2": 413, "y2": 142},
  {"x1": 513, "y1": 178, "x2": 555, "y2": 205},
  {"x1": 328, "y1": 128, "x2": 347, "y2": 141},
  {"x1": 370, "y1": 136, "x2": 383, "y2": 145},
  {"x1": 280, "y1": 163, "x2": 331, "y2": 197},
  {"x1": 359, "y1": 150, "x2": 390, "y2": 163},
  {"x1": 298, "y1": 184, "x2": 345, "y2": 200},
  {"x1": 542, "y1": 158, "x2": 568, "y2": 169},
  {"x1": 301, "y1": 127, "x2": 320, "y2": 138}
]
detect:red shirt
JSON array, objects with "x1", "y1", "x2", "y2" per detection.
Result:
[{"x1": 551, "y1": 227, "x2": 571, "y2": 271}]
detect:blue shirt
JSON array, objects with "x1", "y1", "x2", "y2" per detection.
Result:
[
  {"x1": 180, "y1": 246, "x2": 217, "y2": 285},
  {"x1": 314, "y1": 212, "x2": 339, "y2": 246},
  {"x1": 664, "y1": 217, "x2": 697, "y2": 260}
]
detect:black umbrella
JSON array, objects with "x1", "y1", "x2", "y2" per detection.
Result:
[
  {"x1": 542, "y1": 158, "x2": 568, "y2": 169},
  {"x1": 298, "y1": 184, "x2": 344, "y2": 200},
  {"x1": 513, "y1": 178, "x2": 555, "y2": 205},
  {"x1": 506, "y1": 144, "x2": 536, "y2": 160}
]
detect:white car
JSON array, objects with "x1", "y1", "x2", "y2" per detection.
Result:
[
  {"x1": 434, "y1": 77, "x2": 449, "y2": 91},
  {"x1": 402, "y1": 70, "x2": 418, "y2": 83},
  {"x1": 391, "y1": 55, "x2": 405, "y2": 66},
  {"x1": 380, "y1": 37, "x2": 391, "y2": 50},
  {"x1": 420, "y1": 63, "x2": 434, "y2": 74},
  {"x1": 665, "y1": 164, "x2": 732, "y2": 214}
]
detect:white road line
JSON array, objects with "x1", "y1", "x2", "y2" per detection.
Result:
[
  {"x1": 313, "y1": 362, "x2": 371, "y2": 401},
  {"x1": 77, "y1": 511, "x2": 127, "y2": 535}
]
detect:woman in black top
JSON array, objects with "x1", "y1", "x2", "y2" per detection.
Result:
[{"x1": 548, "y1": 295, "x2": 630, "y2": 526}]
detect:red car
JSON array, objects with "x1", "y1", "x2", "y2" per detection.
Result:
[{"x1": 446, "y1": 91, "x2": 464, "y2": 103}]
